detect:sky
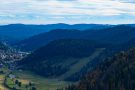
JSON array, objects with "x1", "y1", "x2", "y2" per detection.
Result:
[{"x1": 0, "y1": 0, "x2": 135, "y2": 24}]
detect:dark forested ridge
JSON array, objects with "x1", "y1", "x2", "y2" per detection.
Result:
[
  {"x1": 66, "y1": 48, "x2": 135, "y2": 90},
  {"x1": 16, "y1": 25, "x2": 135, "y2": 51},
  {"x1": 1, "y1": 24, "x2": 135, "y2": 43},
  {"x1": 0, "y1": 24, "x2": 111, "y2": 43},
  {"x1": 18, "y1": 39, "x2": 107, "y2": 79}
]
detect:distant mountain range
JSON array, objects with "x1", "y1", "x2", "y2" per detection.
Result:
[
  {"x1": 0, "y1": 23, "x2": 135, "y2": 44},
  {"x1": 16, "y1": 25, "x2": 135, "y2": 51},
  {"x1": 0, "y1": 23, "x2": 112, "y2": 43}
]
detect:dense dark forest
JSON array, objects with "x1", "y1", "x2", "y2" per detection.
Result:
[{"x1": 66, "y1": 48, "x2": 135, "y2": 90}]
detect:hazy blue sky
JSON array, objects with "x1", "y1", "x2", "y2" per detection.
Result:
[{"x1": 0, "y1": 0, "x2": 135, "y2": 24}]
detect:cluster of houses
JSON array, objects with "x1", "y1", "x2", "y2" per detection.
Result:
[{"x1": 0, "y1": 49, "x2": 29, "y2": 62}]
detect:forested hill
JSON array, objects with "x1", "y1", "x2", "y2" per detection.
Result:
[
  {"x1": 19, "y1": 39, "x2": 107, "y2": 78},
  {"x1": 16, "y1": 25, "x2": 135, "y2": 51},
  {"x1": 67, "y1": 48, "x2": 135, "y2": 90}
]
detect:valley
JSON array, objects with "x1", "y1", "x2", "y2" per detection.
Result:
[
  {"x1": 0, "y1": 42, "x2": 73, "y2": 90},
  {"x1": 3, "y1": 48, "x2": 105, "y2": 90},
  {"x1": 1, "y1": 0, "x2": 135, "y2": 89},
  {"x1": 0, "y1": 24, "x2": 135, "y2": 90},
  {"x1": 0, "y1": 40, "x2": 107, "y2": 90},
  {"x1": 5, "y1": 71, "x2": 73, "y2": 90}
]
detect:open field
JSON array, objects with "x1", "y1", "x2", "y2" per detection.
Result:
[
  {"x1": 0, "y1": 66, "x2": 10, "y2": 90},
  {"x1": 0, "y1": 75, "x2": 9, "y2": 90},
  {"x1": 6, "y1": 71, "x2": 73, "y2": 90}
]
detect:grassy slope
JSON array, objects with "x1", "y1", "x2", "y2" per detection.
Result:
[{"x1": 59, "y1": 48, "x2": 105, "y2": 80}]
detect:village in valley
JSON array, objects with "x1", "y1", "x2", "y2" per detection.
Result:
[{"x1": 0, "y1": 43, "x2": 35, "y2": 90}]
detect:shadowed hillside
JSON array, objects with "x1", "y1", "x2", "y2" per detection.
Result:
[{"x1": 67, "y1": 48, "x2": 135, "y2": 90}]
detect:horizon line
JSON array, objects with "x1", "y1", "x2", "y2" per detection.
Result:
[{"x1": 0, "y1": 23, "x2": 135, "y2": 26}]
